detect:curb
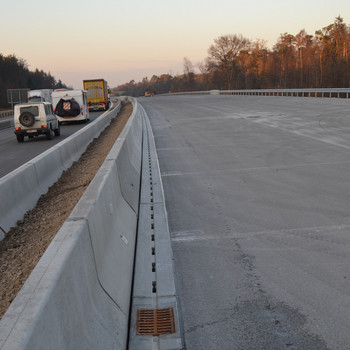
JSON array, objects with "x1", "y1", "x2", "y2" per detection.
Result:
[{"x1": 128, "y1": 104, "x2": 183, "y2": 350}]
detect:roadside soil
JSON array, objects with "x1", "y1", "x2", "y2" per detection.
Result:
[{"x1": 0, "y1": 101, "x2": 133, "y2": 319}]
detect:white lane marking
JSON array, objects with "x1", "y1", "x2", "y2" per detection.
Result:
[
  {"x1": 161, "y1": 159, "x2": 350, "y2": 177},
  {"x1": 171, "y1": 225, "x2": 350, "y2": 242}
]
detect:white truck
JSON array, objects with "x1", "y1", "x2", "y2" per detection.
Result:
[
  {"x1": 51, "y1": 89, "x2": 89, "y2": 124},
  {"x1": 27, "y1": 89, "x2": 53, "y2": 103}
]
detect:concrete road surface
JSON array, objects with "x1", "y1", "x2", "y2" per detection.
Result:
[{"x1": 139, "y1": 95, "x2": 350, "y2": 350}]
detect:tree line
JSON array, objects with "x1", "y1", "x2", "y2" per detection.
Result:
[
  {"x1": 114, "y1": 16, "x2": 350, "y2": 96},
  {"x1": 0, "y1": 54, "x2": 66, "y2": 108}
]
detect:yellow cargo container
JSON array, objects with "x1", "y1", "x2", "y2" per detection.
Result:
[{"x1": 83, "y1": 79, "x2": 109, "y2": 111}]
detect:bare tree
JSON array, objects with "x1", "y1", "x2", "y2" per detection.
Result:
[
  {"x1": 315, "y1": 16, "x2": 349, "y2": 86},
  {"x1": 273, "y1": 33, "x2": 296, "y2": 87},
  {"x1": 183, "y1": 57, "x2": 196, "y2": 90},
  {"x1": 183, "y1": 57, "x2": 194, "y2": 76},
  {"x1": 197, "y1": 58, "x2": 218, "y2": 90},
  {"x1": 208, "y1": 34, "x2": 251, "y2": 89},
  {"x1": 293, "y1": 29, "x2": 313, "y2": 87}
]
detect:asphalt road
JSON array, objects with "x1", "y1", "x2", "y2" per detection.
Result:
[
  {"x1": 139, "y1": 95, "x2": 350, "y2": 350},
  {"x1": 0, "y1": 111, "x2": 104, "y2": 179}
]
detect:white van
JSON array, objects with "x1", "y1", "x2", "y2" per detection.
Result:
[{"x1": 51, "y1": 89, "x2": 89, "y2": 123}]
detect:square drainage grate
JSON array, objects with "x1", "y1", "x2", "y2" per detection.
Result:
[{"x1": 136, "y1": 308, "x2": 175, "y2": 336}]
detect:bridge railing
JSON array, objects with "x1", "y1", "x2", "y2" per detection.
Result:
[
  {"x1": 220, "y1": 88, "x2": 350, "y2": 98},
  {"x1": 163, "y1": 88, "x2": 350, "y2": 98}
]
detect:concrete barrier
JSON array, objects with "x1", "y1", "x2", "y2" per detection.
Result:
[
  {"x1": 0, "y1": 118, "x2": 13, "y2": 130},
  {"x1": 0, "y1": 102, "x2": 121, "y2": 238},
  {"x1": 0, "y1": 111, "x2": 13, "y2": 130},
  {"x1": 113, "y1": 104, "x2": 143, "y2": 213},
  {"x1": 0, "y1": 163, "x2": 42, "y2": 239},
  {"x1": 0, "y1": 98, "x2": 143, "y2": 349},
  {"x1": 0, "y1": 219, "x2": 128, "y2": 349},
  {"x1": 32, "y1": 145, "x2": 64, "y2": 193}
]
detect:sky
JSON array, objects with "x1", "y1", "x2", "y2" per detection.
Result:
[{"x1": 1, "y1": 0, "x2": 350, "y2": 89}]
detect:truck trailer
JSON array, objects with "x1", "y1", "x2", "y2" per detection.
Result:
[{"x1": 83, "y1": 79, "x2": 109, "y2": 111}]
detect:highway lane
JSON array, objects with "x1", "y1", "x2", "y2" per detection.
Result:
[
  {"x1": 139, "y1": 95, "x2": 350, "y2": 350},
  {"x1": 0, "y1": 110, "x2": 104, "y2": 179}
]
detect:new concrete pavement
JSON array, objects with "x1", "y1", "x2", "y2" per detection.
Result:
[{"x1": 139, "y1": 94, "x2": 350, "y2": 350}]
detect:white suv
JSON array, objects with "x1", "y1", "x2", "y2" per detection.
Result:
[{"x1": 14, "y1": 102, "x2": 60, "y2": 143}]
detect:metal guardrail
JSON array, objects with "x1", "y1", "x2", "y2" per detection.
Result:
[
  {"x1": 164, "y1": 88, "x2": 350, "y2": 99},
  {"x1": 221, "y1": 88, "x2": 350, "y2": 98},
  {"x1": 0, "y1": 110, "x2": 13, "y2": 118}
]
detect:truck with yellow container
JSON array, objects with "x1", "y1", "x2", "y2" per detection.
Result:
[{"x1": 83, "y1": 79, "x2": 110, "y2": 111}]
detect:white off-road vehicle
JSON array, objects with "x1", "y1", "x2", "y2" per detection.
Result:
[{"x1": 14, "y1": 102, "x2": 60, "y2": 143}]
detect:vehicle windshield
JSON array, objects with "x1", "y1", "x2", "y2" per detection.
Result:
[{"x1": 28, "y1": 97, "x2": 42, "y2": 102}]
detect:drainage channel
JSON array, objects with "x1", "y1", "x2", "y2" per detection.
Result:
[{"x1": 128, "y1": 108, "x2": 183, "y2": 350}]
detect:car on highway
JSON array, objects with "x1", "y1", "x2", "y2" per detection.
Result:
[{"x1": 14, "y1": 102, "x2": 60, "y2": 143}]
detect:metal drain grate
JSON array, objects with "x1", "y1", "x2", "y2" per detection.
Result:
[{"x1": 136, "y1": 308, "x2": 175, "y2": 336}]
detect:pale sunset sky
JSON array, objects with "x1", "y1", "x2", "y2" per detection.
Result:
[{"x1": 1, "y1": 0, "x2": 349, "y2": 88}]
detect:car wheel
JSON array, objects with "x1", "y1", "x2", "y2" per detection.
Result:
[
  {"x1": 16, "y1": 134, "x2": 24, "y2": 143},
  {"x1": 19, "y1": 112, "x2": 35, "y2": 127},
  {"x1": 54, "y1": 125, "x2": 60, "y2": 136},
  {"x1": 46, "y1": 130, "x2": 52, "y2": 140}
]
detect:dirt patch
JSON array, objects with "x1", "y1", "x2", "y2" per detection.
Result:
[{"x1": 0, "y1": 101, "x2": 133, "y2": 319}]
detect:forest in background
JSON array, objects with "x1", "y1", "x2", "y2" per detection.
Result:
[
  {"x1": 1, "y1": 16, "x2": 349, "y2": 106},
  {"x1": 114, "y1": 16, "x2": 350, "y2": 96},
  {"x1": 0, "y1": 55, "x2": 66, "y2": 108}
]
